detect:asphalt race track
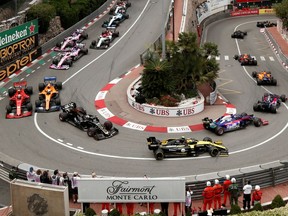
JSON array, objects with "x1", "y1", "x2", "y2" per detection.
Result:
[{"x1": 0, "y1": 0, "x2": 287, "y2": 178}]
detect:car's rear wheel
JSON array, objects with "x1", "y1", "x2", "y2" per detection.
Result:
[
  {"x1": 253, "y1": 103, "x2": 259, "y2": 111},
  {"x1": 270, "y1": 105, "x2": 277, "y2": 114},
  {"x1": 209, "y1": 147, "x2": 219, "y2": 157},
  {"x1": 203, "y1": 137, "x2": 212, "y2": 142},
  {"x1": 38, "y1": 83, "x2": 45, "y2": 92},
  {"x1": 56, "y1": 82, "x2": 62, "y2": 90},
  {"x1": 87, "y1": 127, "x2": 96, "y2": 137},
  {"x1": 154, "y1": 148, "x2": 164, "y2": 160},
  {"x1": 253, "y1": 118, "x2": 262, "y2": 127},
  {"x1": 8, "y1": 88, "x2": 16, "y2": 98},
  {"x1": 280, "y1": 94, "x2": 286, "y2": 102},
  {"x1": 59, "y1": 112, "x2": 68, "y2": 121},
  {"x1": 215, "y1": 127, "x2": 224, "y2": 136},
  {"x1": 25, "y1": 86, "x2": 33, "y2": 95}
]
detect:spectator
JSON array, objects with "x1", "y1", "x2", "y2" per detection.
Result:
[
  {"x1": 91, "y1": 172, "x2": 97, "y2": 178},
  {"x1": 40, "y1": 170, "x2": 52, "y2": 184},
  {"x1": 71, "y1": 172, "x2": 80, "y2": 203},
  {"x1": 161, "y1": 202, "x2": 169, "y2": 215},
  {"x1": 8, "y1": 166, "x2": 18, "y2": 180},
  {"x1": 34, "y1": 169, "x2": 42, "y2": 183},
  {"x1": 213, "y1": 179, "x2": 223, "y2": 209},
  {"x1": 26, "y1": 167, "x2": 36, "y2": 182},
  {"x1": 252, "y1": 185, "x2": 263, "y2": 205},
  {"x1": 185, "y1": 186, "x2": 193, "y2": 214},
  {"x1": 62, "y1": 172, "x2": 70, "y2": 187},
  {"x1": 51, "y1": 169, "x2": 61, "y2": 185},
  {"x1": 228, "y1": 178, "x2": 239, "y2": 206},
  {"x1": 243, "y1": 180, "x2": 252, "y2": 210},
  {"x1": 202, "y1": 181, "x2": 214, "y2": 211},
  {"x1": 126, "y1": 203, "x2": 134, "y2": 216},
  {"x1": 223, "y1": 175, "x2": 231, "y2": 206}
]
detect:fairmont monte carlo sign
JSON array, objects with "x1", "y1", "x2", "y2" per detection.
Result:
[{"x1": 77, "y1": 178, "x2": 186, "y2": 203}]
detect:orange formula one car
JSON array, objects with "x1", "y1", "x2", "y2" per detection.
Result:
[
  {"x1": 252, "y1": 71, "x2": 277, "y2": 86},
  {"x1": 35, "y1": 77, "x2": 62, "y2": 112}
]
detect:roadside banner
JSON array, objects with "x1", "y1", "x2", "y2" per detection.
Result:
[
  {"x1": 259, "y1": 9, "x2": 275, "y2": 15},
  {"x1": 230, "y1": 9, "x2": 259, "y2": 16},
  {"x1": 78, "y1": 177, "x2": 186, "y2": 203}
]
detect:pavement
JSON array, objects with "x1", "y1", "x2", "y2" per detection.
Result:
[{"x1": 1, "y1": 1, "x2": 288, "y2": 216}]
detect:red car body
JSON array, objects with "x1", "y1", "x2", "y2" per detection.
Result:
[{"x1": 6, "y1": 81, "x2": 33, "y2": 119}]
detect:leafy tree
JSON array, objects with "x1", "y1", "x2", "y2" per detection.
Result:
[
  {"x1": 229, "y1": 204, "x2": 242, "y2": 214},
  {"x1": 141, "y1": 55, "x2": 174, "y2": 99},
  {"x1": 274, "y1": 0, "x2": 288, "y2": 29},
  {"x1": 141, "y1": 32, "x2": 219, "y2": 105},
  {"x1": 253, "y1": 202, "x2": 263, "y2": 211},
  {"x1": 26, "y1": 3, "x2": 56, "y2": 34}
]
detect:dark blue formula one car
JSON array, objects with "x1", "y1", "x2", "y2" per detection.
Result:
[{"x1": 202, "y1": 113, "x2": 268, "y2": 135}]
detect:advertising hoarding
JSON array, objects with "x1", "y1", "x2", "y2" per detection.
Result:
[{"x1": 78, "y1": 177, "x2": 186, "y2": 203}]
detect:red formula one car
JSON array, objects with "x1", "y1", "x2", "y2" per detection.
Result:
[
  {"x1": 234, "y1": 54, "x2": 257, "y2": 66},
  {"x1": 6, "y1": 81, "x2": 33, "y2": 119}
]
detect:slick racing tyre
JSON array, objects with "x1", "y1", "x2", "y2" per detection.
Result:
[
  {"x1": 87, "y1": 127, "x2": 96, "y2": 137},
  {"x1": 215, "y1": 126, "x2": 224, "y2": 136},
  {"x1": 59, "y1": 112, "x2": 68, "y2": 121},
  {"x1": 253, "y1": 103, "x2": 260, "y2": 111},
  {"x1": 8, "y1": 88, "x2": 16, "y2": 97},
  {"x1": 38, "y1": 83, "x2": 45, "y2": 92},
  {"x1": 209, "y1": 147, "x2": 219, "y2": 157},
  {"x1": 27, "y1": 103, "x2": 33, "y2": 111},
  {"x1": 253, "y1": 118, "x2": 262, "y2": 127},
  {"x1": 270, "y1": 105, "x2": 277, "y2": 114},
  {"x1": 25, "y1": 86, "x2": 33, "y2": 95},
  {"x1": 56, "y1": 82, "x2": 63, "y2": 90},
  {"x1": 6, "y1": 105, "x2": 12, "y2": 113},
  {"x1": 203, "y1": 137, "x2": 212, "y2": 142},
  {"x1": 154, "y1": 148, "x2": 164, "y2": 160}
]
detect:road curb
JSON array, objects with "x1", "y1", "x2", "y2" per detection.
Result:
[{"x1": 95, "y1": 65, "x2": 237, "y2": 133}]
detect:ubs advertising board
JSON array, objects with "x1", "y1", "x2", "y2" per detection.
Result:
[
  {"x1": 78, "y1": 177, "x2": 186, "y2": 203},
  {"x1": 0, "y1": 19, "x2": 41, "y2": 82}
]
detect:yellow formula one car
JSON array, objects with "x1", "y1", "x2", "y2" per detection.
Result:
[{"x1": 147, "y1": 136, "x2": 228, "y2": 160}]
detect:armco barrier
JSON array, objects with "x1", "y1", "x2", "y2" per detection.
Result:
[{"x1": 41, "y1": 0, "x2": 114, "y2": 53}]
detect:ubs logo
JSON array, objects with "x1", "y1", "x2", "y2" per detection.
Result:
[{"x1": 27, "y1": 193, "x2": 48, "y2": 215}]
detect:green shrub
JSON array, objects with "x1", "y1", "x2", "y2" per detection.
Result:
[
  {"x1": 108, "y1": 208, "x2": 120, "y2": 216},
  {"x1": 26, "y1": 3, "x2": 56, "y2": 34},
  {"x1": 85, "y1": 207, "x2": 96, "y2": 216},
  {"x1": 252, "y1": 202, "x2": 263, "y2": 211},
  {"x1": 271, "y1": 194, "x2": 286, "y2": 209},
  {"x1": 230, "y1": 204, "x2": 242, "y2": 215}
]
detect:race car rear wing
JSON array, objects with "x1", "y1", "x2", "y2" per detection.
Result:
[
  {"x1": 13, "y1": 81, "x2": 27, "y2": 88},
  {"x1": 44, "y1": 76, "x2": 57, "y2": 82}
]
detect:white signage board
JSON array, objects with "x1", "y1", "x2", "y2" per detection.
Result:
[{"x1": 78, "y1": 177, "x2": 186, "y2": 203}]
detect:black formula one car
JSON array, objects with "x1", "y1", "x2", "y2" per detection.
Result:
[
  {"x1": 89, "y1": 29, "x2": 119, "y2": 49},
  {"x1": 252, "y1": 71, "x2": 277, "y2": 86},
  {"x1": 202, "y1": 113, "x2": 268, "y2": 136},
  {"x1": 59, "y1": 102, "x2": 119, "y2": 140},
  {"x1": 256, "y1": 21, "x2": 277, "y2": 28},
  {"x1": 234, "y1": 54, "x2": 257, "y2": 66},
  {"x1": 147, "y1": 136, "x2": 228, "y2": 160},
  {"x1": 231, "y1": 30, "x2": 247, "y2": 39},
  {"x1": 253, "y1": 93, "x2": 286, "y2": 113}
]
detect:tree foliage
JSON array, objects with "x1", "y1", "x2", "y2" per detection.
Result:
[
  {"x1": 141, "y1": 32, "x2": 219, "y2": 104},
  {"x1": 271, "y1": 194, "x2": 286, "y2": 209},
  {"x1": 274, "y1": 0, "x2": 288, "y2": 29},
  {"x1": 26, "y1": 3, "x2": 56, "y2": 34}
]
